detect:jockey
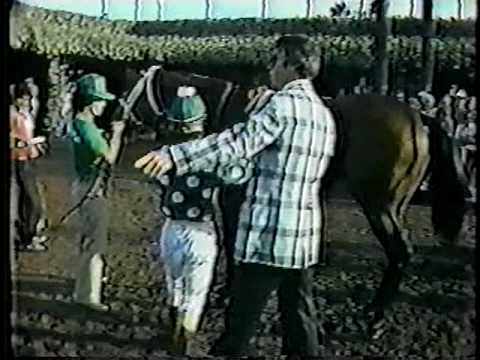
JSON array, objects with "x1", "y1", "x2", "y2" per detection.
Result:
[
  {"x1": 417, "y1": 91, "x2": 437, "y2": 118},
  {"x1": 153, "y1": 93, "x2": 255, "y2": 354}
]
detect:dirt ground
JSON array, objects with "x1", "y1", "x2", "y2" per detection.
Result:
[{"x1": 11, "y1": 137, "x2": 476, "y2": 358}]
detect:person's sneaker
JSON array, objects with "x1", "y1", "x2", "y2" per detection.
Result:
[
  {"x1": 78, "y1": 302, "x2": 110, "y2": 312},
  {"x1": 32, "y1": 235, "x2": 48, "y2": 245},
  {"x1": 420, "y1": 182, "x2": 430, "y2": 191},
  {"x1": 19, "y1": 242, "x2": 48, "y2": 252}
]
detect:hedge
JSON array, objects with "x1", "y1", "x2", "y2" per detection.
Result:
[{"x1": 10, "y1": 4, "x2": 475, "y2": 76}]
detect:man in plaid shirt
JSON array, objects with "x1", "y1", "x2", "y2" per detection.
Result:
[{"x1": 135, "y1": 35, "x2": 336, "y2": 357}]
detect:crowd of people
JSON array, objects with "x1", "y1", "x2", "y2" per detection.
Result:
[
  {"x1": 407, "y1": 86, "x2": 476, "y2": 201},
  {"x1": 10, "y1": 35, "x2": 475, "y2": 357}
]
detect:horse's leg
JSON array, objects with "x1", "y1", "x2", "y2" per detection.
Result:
[
  {"x1": 395, "y1": 154, "x2": 430, "y2": 251},
  {"x1": 359, "y1": 202, "x2": 412, "y2": 333},
  {"x1": 359, "y1": 153, "x2": 429, "y2": 335}
]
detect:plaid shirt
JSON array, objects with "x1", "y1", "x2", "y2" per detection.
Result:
[{"x1": 167, "y1": 79, "x2": 336, "y2": 269}]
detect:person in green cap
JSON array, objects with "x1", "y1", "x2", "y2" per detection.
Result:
[{"x1": 67, "y1": 73, "x2": 125, "y2": 311}]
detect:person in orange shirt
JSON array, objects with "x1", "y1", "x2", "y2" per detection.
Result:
[{"x1": 10, "y1": 80, "x2": 49, "y2": 252}]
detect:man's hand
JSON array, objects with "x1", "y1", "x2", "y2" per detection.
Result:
[
  {"x1": 112, "y1": 120, "x2": 126, "y2": 134},
  {"x1": 247, "y1": 85, "x2": 269, "y2": 101},
  {"x1": 134, "y1": 149, "x2": 173, "y2": 178}
]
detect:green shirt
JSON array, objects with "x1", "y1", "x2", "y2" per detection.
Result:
[{"x1": 70, "y1": 118, "x2": 109, "y2": 179}]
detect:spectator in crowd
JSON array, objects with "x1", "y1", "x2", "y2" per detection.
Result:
[
  {"x1": 467, "y1": 96, "x2": 476, "y2": 114},
  {"x1": 454, "y1": 89, "x2": 468, "y2": 127},
  {"x1": 395, "y1": 91, "x2": 406, "y2": 102},
  {"x1": 10, "y1": 79, "x2": 49, "y2": 252},
  {"x1": 454, "y1": 101, "x2": 476, "y2": 202},
  {"x1": 55, "y1": 83, "x2": 76, "y2": 137},
  {"x1": 67, "y1": 73, "x2": 126, "y2": 311},
  {"x1": 448, "y1": 84, "x2": 459, "y2": 97},
  {"x1": 437, "y1": 94, "x2": 455, "y2": 137},
  {"x1": 417, "y1": 91, "x2": 437, "y2": 118},
  {"x1": 408, "y1": 96, "x2": 422, "y2": 111}
]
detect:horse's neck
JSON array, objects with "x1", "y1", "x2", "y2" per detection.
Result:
[{"x1": 218, "y1": 86, "x2": 250, "y2": 130}]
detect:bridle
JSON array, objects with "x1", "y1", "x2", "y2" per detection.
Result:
[{"x1": 118, "y1": 65, "x2": 166, "y2": 126}]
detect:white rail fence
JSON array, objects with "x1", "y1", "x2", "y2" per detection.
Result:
[{"x1": 17, "y1": 0, "x2": 476, "y2": 21}]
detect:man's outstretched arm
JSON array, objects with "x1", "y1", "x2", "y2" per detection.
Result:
[{"x1": 135, "y1": 94, "x2": 292, "y2": 178}]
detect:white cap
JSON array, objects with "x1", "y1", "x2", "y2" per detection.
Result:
[
  {"x1": 456, "y1": 89, "x2": 468, "y2": 98},
  {"x1": 185, "y1": 86, "x2": 197, "y2": 97},
  {"x1": 177, "y1": 86, "x2": 197, "y2": 97},
  {"x1": 177, "y1": 86, "x2": 186, "y2": 97}
]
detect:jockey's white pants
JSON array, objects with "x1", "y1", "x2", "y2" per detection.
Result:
[{"x1": 158, "y1": 218, "x2": 219, "y2": 333}]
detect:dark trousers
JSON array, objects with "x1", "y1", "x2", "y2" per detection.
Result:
[
  {"x1": 211, "y1": 263, "x2": 321, "y2": 357},
  {"x1": 71, "y1": 179, "x2": 110, "y2": 303},
  {"x1": 11, "y1": 161, "x2": 47, "y2": 246},
  {"x1": 219, "y1": 185, "x2": 246, "y2": 291}
]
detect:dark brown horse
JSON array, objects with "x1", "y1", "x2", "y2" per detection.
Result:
[{"x1": 114, "y1": 65, "x2": 468, "y2": 334}]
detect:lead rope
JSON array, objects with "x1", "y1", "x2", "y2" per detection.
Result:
[
  {"x1": 214, "y1": 81, "x2": 235, "y2": 128},
  {"x1": 118, "y1": 71, "x2": 149, "y2": 125}
]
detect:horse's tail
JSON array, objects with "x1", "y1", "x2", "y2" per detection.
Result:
[{"x1": 422, "y1": 114, "x2": 469, "y2": 242}]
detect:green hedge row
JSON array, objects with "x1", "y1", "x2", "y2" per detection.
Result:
[
  {"x1": 11, "y1": 3, "x2": 475, "y2": 74},
  {"x1": 133, "y1": 16, "x2": 475, "y2": 38},
  {"x1": 12, "y1": 3, "x2": 475, "y2": 38}
]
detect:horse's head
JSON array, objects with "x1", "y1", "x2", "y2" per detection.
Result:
[
  {"x1": 110, "y1": 65, "x2": 166, "y2": 132},
  {"x1": 112, "y1": 65, "x2": 250, "y2": 138}
]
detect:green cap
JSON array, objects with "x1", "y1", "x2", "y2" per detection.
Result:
[
  {"x1": 76, "y1": 73, "x2": 116, "y2": 103},
  {"x1": 167, "y1": 94, "x2": 207, "y2": 123}
]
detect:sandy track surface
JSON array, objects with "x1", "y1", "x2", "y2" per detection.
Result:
[{"x1": 12, "y1": 138, "x2": 475, "y2": 358}]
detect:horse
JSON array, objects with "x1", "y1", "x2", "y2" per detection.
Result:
[{"x1": 113, "y1": 64, "x2": 468, "y2": 334}]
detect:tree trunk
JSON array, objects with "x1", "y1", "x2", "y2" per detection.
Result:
[
  {"x1": 100, "y1": 0, "x2": 108, "y2": 17},
  {"x1": 409, "y1": 0, "x2": 416, "y2": 17},
  {"x1": 306, "y1": 0, "x2": 313, "y2": 18},
  {"x1": 373, "y1": 0, "x2": 391, "y2": 95},
  {"x1": 206, "y1": 0, "x2": 212, "y2": 19},
  {"x1": 422, "y1": 0, "x2": 436, "y2": 92},
  {"x1": 134, "y1": 0, "x2": 141, "y2": 21},
  {"x1": 358, "y1": 0, "x2": 365, "y2": 18},
  {"x1": 261, "y1": 0, "x2": 268, "y2": 19},
  {"x1": 156, "y1": 0, "x2": 164, "y2": 21},
  {"x1": 457, "y1": 0, "x2": 464, "y2": 19}
]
